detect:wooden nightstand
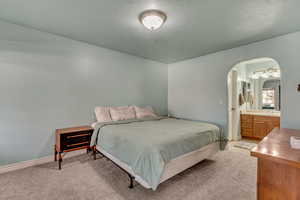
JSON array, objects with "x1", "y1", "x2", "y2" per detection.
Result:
[{"x1": 55, "y1": 125, "x2": 93, "y2": 169}]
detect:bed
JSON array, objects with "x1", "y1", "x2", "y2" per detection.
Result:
[{"x1": 90, "y1": 117, "x2": 221, "y2": 190}]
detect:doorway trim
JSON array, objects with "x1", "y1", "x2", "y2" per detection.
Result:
[{"x1": 227, "y1": 57, "x2": 281, "y2": 141}]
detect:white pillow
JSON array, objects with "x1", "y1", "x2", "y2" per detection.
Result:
[
  {"x1": 91, "y1": 122, "x2": 98, "y2": 128},
  {"x1": 110, "y1": 106, "x2": 136, "y2": 121},
  {"x1": 134, "y1": 106, "x2": 157, "y2": 119},
  {"x1": 94, "y1": 107, "x2": 112, "y2": 122}
]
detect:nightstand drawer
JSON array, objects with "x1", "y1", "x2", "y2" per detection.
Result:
[
  {"x1": 64, "y1": 135, "x2": 90, "y2": 145},
  {"x1": 64, "y1": 141, "x2": 90, "y2": 150},
  {"x1": 63, "y1": 133, "x2": 90, "y2": 143},
  {"x1": 60, "y1": 131, "x2": 92, "y2": 151}
]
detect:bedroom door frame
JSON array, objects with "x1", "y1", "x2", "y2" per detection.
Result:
[
  {"x1": 227, "y1": 57, "x2": 281, "y2": 141},
  {"x1": 227, "y1": 69, "x2": 240, "y2": 141}
]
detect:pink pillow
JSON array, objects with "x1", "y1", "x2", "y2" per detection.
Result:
[
  {"x1": 94, "y1": 107, "x2": 112, "y2": 122},
  {"x1": 134, "y1": 106, "x2": 157, "y2": 119},
  {"x1": 110, "y1": 106, "x2": 136, "y2": 121}
]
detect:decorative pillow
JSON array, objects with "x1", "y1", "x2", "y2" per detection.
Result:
[
  {"x1": 91, "y1": 122, "x2": 98, "y2": 128},
  {"x1": 110, "y1": 106, "x2": 136, "y2": 121},
  {"x1": 134, "y1": 106, "x2": 157, "y2": 119},
  {"x1": 94, "y1": 107, "x2": 112, "y2": 122}
]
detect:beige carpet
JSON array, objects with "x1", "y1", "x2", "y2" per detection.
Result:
[
  {"x1": 234, "y1": 141, "x2": 257, "y2": 150},
  {"x1": 0, "y1": 145, "x2": 256, "y2": 200}
]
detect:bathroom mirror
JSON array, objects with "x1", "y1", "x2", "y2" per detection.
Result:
[{"x1": 235, "y1": 58, "x2": 281, "y2": 111}]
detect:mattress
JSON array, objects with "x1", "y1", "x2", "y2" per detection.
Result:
[{"x1": 91, "y1": 117, "x2": 221, "y2": 190}]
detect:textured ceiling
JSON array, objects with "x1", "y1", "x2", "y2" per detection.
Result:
[{"x1": 0, "y1": 0, "x2": 300, "y2": 63}]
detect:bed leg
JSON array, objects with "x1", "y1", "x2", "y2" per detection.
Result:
[
  {"x1": 93, "y1": 146, "x2": 97, "y2": 160},
  {"x1": 128, "y1": 174, "x2": 134, "y2": 189},
  {"x1": 54, "y1": 145, "x2": 57, "y2": 162},
  {"x1": 58, "y1": 152, "x2": 62, "y2": 170}
]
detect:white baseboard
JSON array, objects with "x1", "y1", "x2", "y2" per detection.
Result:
[{"x1": 0, "y1": 149, "x2": 86, "y2": 174}]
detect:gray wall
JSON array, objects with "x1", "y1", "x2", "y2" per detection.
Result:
[
  {"x1": 0, "y1": 21, "x2": 168, "y2": 166},
  {"x1": 168, "y1": 31, "x2": 300, "y2": 135}
]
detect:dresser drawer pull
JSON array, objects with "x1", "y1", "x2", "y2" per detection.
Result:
[
  {"x1": 66, "y1": 142, "x2": 89, "y2": 147},
  {"x1": 66, "y1": 134, "x2": 89, "y2": 139}
]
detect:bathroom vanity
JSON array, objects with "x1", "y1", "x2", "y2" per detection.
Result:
[{"x1": 240, "y1": 110, "x2": 280, "y2": 139}]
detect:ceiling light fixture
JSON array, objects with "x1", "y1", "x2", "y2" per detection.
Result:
[
  {"x1": 139, "y1": 9, "x2": 167, "y2": 31},
  {"x1": 250, "y1": 68, "x2": 280, "y2": 79}
]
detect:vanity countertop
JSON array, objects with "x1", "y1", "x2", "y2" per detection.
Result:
[{"x1": 241, "y1": 110, "x2": 280, "y2": 117}]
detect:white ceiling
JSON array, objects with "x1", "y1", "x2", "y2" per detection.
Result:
[{"x1": 0, "y1": 0, "x2": 300, "y2": 63}]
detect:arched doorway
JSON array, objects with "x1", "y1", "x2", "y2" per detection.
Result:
[{"x1": 227, "y1": 57, "x2": 281, "y2": 141}]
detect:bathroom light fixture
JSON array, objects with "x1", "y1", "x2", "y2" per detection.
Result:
[
  {"x1": 139, "y1": 9, "x2": 167, "y2": 31},
  {"x1": 250, "y1": 68, "x2": 280, "y2": 79}
]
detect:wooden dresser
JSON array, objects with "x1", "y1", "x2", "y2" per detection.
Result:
[
  {"x1": 241, "y1": 114, "x2": 280, "y2": 139},
  {"x1": 251, "y1": 128, "x2": 300, "y2": 200},
  {"x1": 55, "y1": 125, "x2": 93, "y2": 169}
]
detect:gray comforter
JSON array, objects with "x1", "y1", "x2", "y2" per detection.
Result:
[{"x1": 91, "y1": 117, "x2": 220, "y2": 190}]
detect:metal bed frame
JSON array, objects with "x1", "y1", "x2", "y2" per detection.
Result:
[{"x1": 92, "y1": 146, "x2": 135, "y2": 189}]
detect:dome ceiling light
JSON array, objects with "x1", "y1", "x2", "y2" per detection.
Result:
[{"x1": 139, "y1": 9, "x2": 167, "y2": 31}]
